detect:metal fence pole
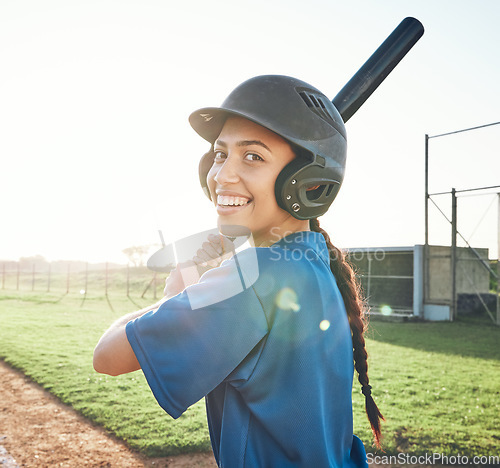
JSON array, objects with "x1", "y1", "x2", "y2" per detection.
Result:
[
  {"x1": 126, "y1": 265, "x2": 130, "y2": 296},
  {"x1": 16, "y1": 262, "x2": 20, "y2": 290},
  {"x1": 47, "y1": 263, "x2": 51, "y2": 292},
  {"x1": 153, "y1": 272, "x2": 157, "y2": 300},
  {"x1": 85, "y1": 262, "x2": 88, "y2": 295},
  {"x1": 497, "y1": 193, "x2": 500, "y2": 326},
  {"x1": 66, "y1": 263, "x2": 70, "y2": 294},
  {"x1": 451, "y1": 188, "x2": 457, "y2": 320},
  {"x1": 105, "y1": 262, "x2": 109, "y2": 296},
  {"x1": 366, "y1": 253, "x2": 372, "y2": 302},
  {"x1": 424, "y1": 134, "x2": 429, "y2": 305}
]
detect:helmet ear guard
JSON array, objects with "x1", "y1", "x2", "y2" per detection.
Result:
[{"x1": 275, "y1": 153, "x2": 342, "y2": 220}]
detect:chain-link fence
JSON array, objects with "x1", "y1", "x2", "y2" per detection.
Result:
[
  {"x1": 0, "y1": 260, "x2": 163, "y2": 301},
  {"x1": 426, "y1": 188, "x2": 499, "y2": 324},
  {"x1": 348, "y1": 247, "x2": 415, "y2": 317}
]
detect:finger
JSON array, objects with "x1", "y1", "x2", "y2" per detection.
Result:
[
  {"x1": 208, "y1": 233, "x2": 221, "y2": 243},
  {"x1": 202, "y1": 241, "x2": 222, "y2": 258},
  {"x1": 195, "y1": 250, "x2": 218, "y2": 268},
  {"x1": 196, "y1": 249, "x2": 212, "y2": 263},
  {"x1": 221, "y1": 236, "x2": 235, "y2": 254},
  {"x1": 192, "y1": 256, "x2": 213, "y2": 275},
  {"x1": 207, "y1": 234, "x2": 225, "y2": 255},
  {"x1": 193, "y1": 255, "x2": 216, "y2": 269},
  {"x1": 192, "y1": 255, "x2": 206, "y2": 266}
]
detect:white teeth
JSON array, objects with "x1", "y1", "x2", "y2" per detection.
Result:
[{"x1": 217, "y1": 195, "x2": 250, "y2": 206}]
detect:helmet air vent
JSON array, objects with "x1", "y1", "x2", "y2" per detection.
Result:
[
  {"x1": 298, "y1": 91, "x2": 313, "y2": 107},
  {"x1": 325, "y1": 184, "x2": 335, "y2": 197},
  {"x1": 305, "y1": 183, "x2": 338, "y2": 201},
  {"x1": 298, "y1": 91, "x2": 337, "y2": 127},
  {"x1": 317, "y1": 97, "x2": 336, "y2": 122},
  {"x1": 306, "y1": 185, "x2": 326, "y2": 201}
]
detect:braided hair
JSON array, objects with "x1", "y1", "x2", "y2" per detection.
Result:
[{"x1": 309, "y1": 217, "x2": 384, "y2": 448}]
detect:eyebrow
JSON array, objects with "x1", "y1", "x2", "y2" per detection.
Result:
[{"x1": 215, "y1": 139, "x2": 271, "y2": 153}]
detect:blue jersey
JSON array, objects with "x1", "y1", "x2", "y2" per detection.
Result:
[{"x1": 126, "y1": 231, "x2": 368, "y2": 467}]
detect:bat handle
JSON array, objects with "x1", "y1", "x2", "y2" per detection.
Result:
[{"x1": 332, "y1": 17, "x2": 424, "y2": 123}]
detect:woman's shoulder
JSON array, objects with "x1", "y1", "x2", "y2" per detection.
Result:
[
  {"x1": 199, "y1": 230, "x2": 332, "y2": 305},
  {"x1": 223, "y1": 230, "x2": 332, "y2": 292},
  {"x1": 258, "y1": 230, "x2": 330, "y2": 268}
]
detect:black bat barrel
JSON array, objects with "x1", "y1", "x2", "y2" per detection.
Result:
[{"x1": 332, "y1": 17, "x2": 424, "y2": 123}]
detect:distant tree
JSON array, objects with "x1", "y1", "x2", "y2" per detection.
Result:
[
  {"x1": 19, "y1": 255, "x2": 48, "y2": 271},
  {"x1": 122, "y1": 245, "x2": 151, "y2": 267}
]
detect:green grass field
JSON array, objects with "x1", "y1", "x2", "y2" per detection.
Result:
[{"x1": 0, "y1": 290, "x2": 499, "y2": 458}]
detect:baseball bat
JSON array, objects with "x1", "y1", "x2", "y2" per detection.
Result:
[{"x1": 332, "y1": 17, "x2": 424, "y2": 123}]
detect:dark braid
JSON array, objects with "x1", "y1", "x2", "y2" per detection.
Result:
[{"x1": 310, "y1": 218, "x2": 384, "y2": 448}]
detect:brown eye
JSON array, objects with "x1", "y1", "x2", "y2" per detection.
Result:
[
  {"x1": 214, "y1": 151, "x2": 226, "y2": 162},
  {"x1": 244, "y1": 153, "x2": 263, "y2": 161}
]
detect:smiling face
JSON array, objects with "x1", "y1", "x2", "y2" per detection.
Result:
[{"x1": 207, "y1": 116, "x2": 310, "y2": 246}]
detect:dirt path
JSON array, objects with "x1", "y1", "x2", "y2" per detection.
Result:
[
  {"x1": 0, "y1": 360, "x2": 216, "y2": 467},
  {"x1": 0, "y1": 360, "x2": 460, "y2": 468}
]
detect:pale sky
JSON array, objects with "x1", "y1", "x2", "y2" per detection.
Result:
[{"x1": 1, "y1": 0, "x2": 499, "y2": 264}]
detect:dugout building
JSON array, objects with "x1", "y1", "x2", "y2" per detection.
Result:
[{"x1": 347, "y1": 244, "x2": 491, "y2": 321}]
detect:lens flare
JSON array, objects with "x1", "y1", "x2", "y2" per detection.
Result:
[
  {"x1": 380, "y1": 305, "x2": 392, "y2": 316},
  {"x1": 319, "y1": 320, "x2": 330, "y2": 331},
  {"x1": 275, "y1": 287, "x2": 300, "y2": 312}
]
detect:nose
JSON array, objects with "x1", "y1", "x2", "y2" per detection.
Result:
[{"x1": 213, "y1": 155, "x2": 240, "y2": 186}]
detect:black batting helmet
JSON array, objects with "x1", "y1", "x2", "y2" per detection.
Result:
[{"x1": 189, "y1": 75, "x2": 347, "y2": 220}]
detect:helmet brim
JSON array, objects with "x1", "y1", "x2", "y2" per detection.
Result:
[{"x1": 189, "y1": 106, "x2": 295, "y2": 145}]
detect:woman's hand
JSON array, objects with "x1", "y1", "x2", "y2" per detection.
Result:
[{"x1": 163, "y1": 234, "x2": 235, "y2": 298}]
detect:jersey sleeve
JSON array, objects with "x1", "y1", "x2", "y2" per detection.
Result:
[{"x1": 125, "y1": 249, "x2": 269, "y2": 418}]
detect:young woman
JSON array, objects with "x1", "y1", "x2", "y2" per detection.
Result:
[{"x1": 94, "y1": 75, "x2": 383, "y2": 467}]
